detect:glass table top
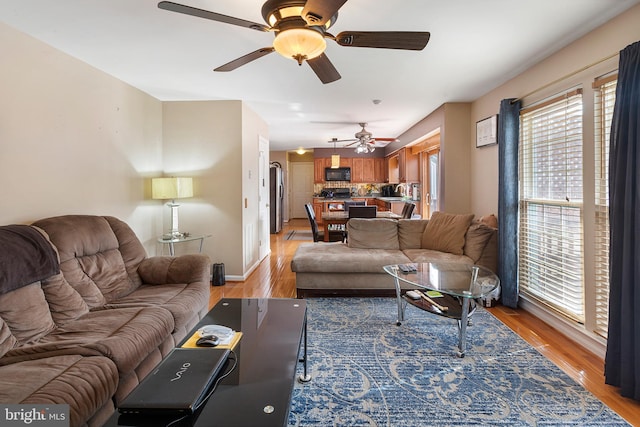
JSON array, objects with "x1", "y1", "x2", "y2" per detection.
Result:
[{"x1": 383, "y1": 263, "x2": 499, "y2": 299}]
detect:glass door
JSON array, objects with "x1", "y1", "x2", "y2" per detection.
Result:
[{"x1": 422, "y1": 148, "x2": 440, "y2": 218}]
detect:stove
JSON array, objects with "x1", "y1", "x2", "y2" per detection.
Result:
[{"x1": 321, "y1": 187, "x2": 351, "y2": 198}]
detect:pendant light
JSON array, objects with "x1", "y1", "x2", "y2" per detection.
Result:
[{"x1": 330, "y1": 139, "x2": 340, "y2": 168}]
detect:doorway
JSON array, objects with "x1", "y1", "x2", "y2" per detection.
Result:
[
  {"x1": 258, "y1": 136, "x2": 270, "y2": 261},
  {"x1": 290, "y1": 162, "x2": 314, "y2": 218},
  {"x1": 416, "y1": 130, "x2": 441, "y2": 219}
]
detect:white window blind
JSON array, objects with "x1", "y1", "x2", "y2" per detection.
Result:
[
  {"x1": 519, "y1": 89, "x2": 585, "y2": 322},
  {"x1": 593, "y1": 76, "x2": 617, "y2": 338}
]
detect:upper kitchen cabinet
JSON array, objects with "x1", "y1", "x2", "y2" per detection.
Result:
[
  {"x1": 314, "y1": 158, "x2": 329, "y2": 183},
  {"x1": 386, "y1": 148, "x2": 419, "y2": 183},
  {"x1": 351, "y1": 157, "x2": 364, "y2": 183}
]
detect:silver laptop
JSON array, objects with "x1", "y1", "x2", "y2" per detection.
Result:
[{"x1": 118, "y1": 348, "x2": 230, "y2": 415}]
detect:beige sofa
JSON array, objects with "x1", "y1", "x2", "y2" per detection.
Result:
[
  {"x1": 291, "y1": 212, "x2": 497, "y2": 297},
  {"x1": 0, "y1": 215, "x2": 210, "y2": 427}
]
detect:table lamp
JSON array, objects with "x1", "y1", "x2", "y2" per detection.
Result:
[{"x1": 152, "y1": 177, "x2": 193, "y2": 238}]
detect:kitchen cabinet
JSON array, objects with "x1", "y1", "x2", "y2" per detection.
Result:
[
  {"x1": 312, "y1": 199, "x2": 324, "y2": 225},
  {"x1": 351, "y1": 158, "x2": 364, "y2": 183},
  {"x1": 400, "y1": 148, "x2": 419, "y2": 182},
  {"x1": 386, "y1": 148, "x2": 419, "y2": 183},
  {"x1": 314, "y1": 158, "x2": 327, "y2": 183},
  {"x1": 361, "y1": 158, "x2": 375, "y2": 183},
  {"x1": 376, "y1": 199, "x2": 388, "y2": 211},
  {"x1": 387, "y1": 154, "x2": 400, "y2": 183},
  {"x1": 373, "y1": 158, "x2": 386, "y2": 183}
]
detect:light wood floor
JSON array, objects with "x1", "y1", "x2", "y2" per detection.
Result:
[{"x1": 210, "y1": 219, "x2": 640, "y2": 426}]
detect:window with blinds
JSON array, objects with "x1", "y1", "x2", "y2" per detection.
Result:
[
  {"x1": 593, "y1": 76, "x2": 617, "y2": 338},
  {"x1": 519, "y1": 89, "x2": 585, "y2": 322}
]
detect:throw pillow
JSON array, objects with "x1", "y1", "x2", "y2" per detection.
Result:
[
  {"x1": 421, "y1": 211, "x2": 474, "y2": 255},
  {"x1": 479, "y1": 214, "x2": 498, "y2": 228},
  {"x1": 0, "y1": 282, "x2": 56, "y2": 345},
  {"x1": 463, "y1": 222, "x2": 495, "y2": 262}
]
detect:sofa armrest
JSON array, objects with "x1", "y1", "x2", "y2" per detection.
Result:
[{"x1": 137, "y1": 254, "x2": 210, "y2": 285}]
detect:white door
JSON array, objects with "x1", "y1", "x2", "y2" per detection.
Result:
[
  {"x1": 290, "y1": 162, "x2": 314, "y2": 218},
  {"x1": 258, "y1": 136, "x2": 270, "y2": 260}
]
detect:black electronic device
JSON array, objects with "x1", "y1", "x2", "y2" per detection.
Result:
[{"x1": 118, "y1": 348, "x2": 230, "y2": 415}]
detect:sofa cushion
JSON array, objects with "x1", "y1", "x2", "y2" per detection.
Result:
[
  {"x1": 0, "y1": 282, "x2": 56, "y2": 345},
  {"x1": 292, "y1": 242, "x2": 411, "y2": 274},
  {"x1": 0, "y1": 355, "x2": 118, "y2": 427},
  {"x1": 347, "y1": 218, "x2": 399, "y2": 250},
  {"x1": 0, "y1": 317, "x2": 17, "y2": 358},
  {"x1": 398, "y1": 219, "x2": 429, "y2": 249},
  {"x1": 421, "y1": 212, "x2": 474, "y2": 255},
  {"x1": 40, "y1": 273, "x2": 89, "y2": 325},
  {"x1": 403, "y1": 249, "x2": 475, "y2": 265},
  {"x1": 464, "y1": 222, "x2": 496, "y2": 262},
  {"x1": 3, "y1": 306, "x2": 174, "y2": 375},
  {"x1": 32, "y1": 215, "x2": 134, "y2": 307}
]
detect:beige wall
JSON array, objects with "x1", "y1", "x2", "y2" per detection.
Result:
[
  {"x1": 0, "y1": 22, "x2": 164, "y2": 251},
  {"x1": 162, "y1": 101, "x2": 268, "y2": 278}
]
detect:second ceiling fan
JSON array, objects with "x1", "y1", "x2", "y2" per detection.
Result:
[
  {"x1": 158, "y1": 0, "x2": 430, "y2": 84},
  {"x1": 332, "y1": 123, "x2": 397, "y2": 153}
]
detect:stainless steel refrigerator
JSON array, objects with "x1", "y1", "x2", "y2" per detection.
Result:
[{"x1": 270, "y1": 164, "x2": 284, "y2": 234}]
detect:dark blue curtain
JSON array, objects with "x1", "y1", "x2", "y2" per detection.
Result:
[
  {"x1": 605, "y1": 40, "x2": 640, "y2": 400},
  {"x1": 498, "y1": 98, "x2": 521, "y2": 308}
]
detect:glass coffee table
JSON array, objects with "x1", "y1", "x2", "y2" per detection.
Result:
[{"x1": 383, "y1": 263, "x2": 499, "y2": 357}]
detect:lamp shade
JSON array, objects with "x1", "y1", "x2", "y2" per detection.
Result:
[
  {"x1": 331, "y1": 154, "x2": 340, "y2": 168},
  {"x1": 273, "y1": 28, "x2": 326, "y2": 63},
  {"x1": 152, "y1": 177, "x2": 193, "y2": 200}
]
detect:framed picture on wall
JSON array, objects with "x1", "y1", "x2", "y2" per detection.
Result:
[{"x1": 476, "y1": 114, "x2": 498, "y2": 148}]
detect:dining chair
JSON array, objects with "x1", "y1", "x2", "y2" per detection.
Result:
[
  {"x1": 304, "y1": 203, "x2": 342, "y2": 242},
  {"x1": 401, "y1": 202, "x2": 416, "y2": 219}
]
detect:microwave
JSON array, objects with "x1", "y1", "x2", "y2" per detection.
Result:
[{"x1": 325, "y1": 167, "x2": 351, "y2": 182}]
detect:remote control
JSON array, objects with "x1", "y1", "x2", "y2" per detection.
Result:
[
  {"x1": 405, "y1": 290, "x2": 421, "y2": 300},
  {"x1": 398, "y1": 264, "x2": 417, "y2": 273}
]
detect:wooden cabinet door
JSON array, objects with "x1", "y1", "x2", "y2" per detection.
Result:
[
  {"x1": 404, "y1": 149, "x2": 420, "y2": 182},
  {"x1": 362, "y1": 158, "x2": 375, "y2": 183},
  {"x1": 351, "y1": 158, "x2": 364, "y2": 183},
  {"x1": 314, "y1": 158, "x2": 326, "y2": 183},
  {"x1": 339, "y1": 157, "x2": 352, "y2": 168},
  {"x1": 373, "y1": 158, "x2": 386, "y2": 183},
  {"x1": 387, "y1": 154, "x2": 400, "y2": 183},
  {"x1": 313, "y1": 201, "x2": 324, "y2": 225}
]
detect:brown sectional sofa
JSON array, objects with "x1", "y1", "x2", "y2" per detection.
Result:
[
  {"x1": 0, "y1": 215, "x2": 211, "y2": 427},
  {"x1": 291, "y1": 213, "x2": 497, "y2": 297}
]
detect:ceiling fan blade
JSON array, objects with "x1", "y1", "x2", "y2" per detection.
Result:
[
  {"x1": 301, "y1": 0, "x2": 348, "y2": 26},
  {"x1": 335, "y1": 31, "x2": 430, "y2": 50},
  {"x1": 158, "y1": 1, "x2": 270, "y2": 32},
  {"x1": 307, "y1": 53, "x2": 341, "y2": 84},
  {"x1": 372, "y1": 137, "x2": 397, "y2": 142},
  {"x1": 214, "y1": 48, "x2": 275, "y2": 72},
  {"x1": 344, "y1": 140, "x2": 361, "y2": 147}
]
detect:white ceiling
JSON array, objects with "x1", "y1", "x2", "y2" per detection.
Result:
[{"x1": 2, "y1": 0, "x2": 638, "y2": 151}]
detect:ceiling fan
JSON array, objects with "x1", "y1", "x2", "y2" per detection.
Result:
[
  {"x1": 331, "y1": 123, "x2": 397, "y2": 153},
  {"x1": 157, "y1": 0, "x2": 430, "y2": 84}
]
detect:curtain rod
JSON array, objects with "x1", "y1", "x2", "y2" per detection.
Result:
[{"x1": 511, "y1": 51, "x2": 619, "y2": 104}]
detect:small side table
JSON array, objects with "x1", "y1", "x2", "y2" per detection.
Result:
[{"x1": 158, "y1": 234, "x2": 211, "y2": 256}]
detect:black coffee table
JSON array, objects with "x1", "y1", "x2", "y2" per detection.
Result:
[{"x1": 105, "y1": 298, "x2": 308, "y2": 427}]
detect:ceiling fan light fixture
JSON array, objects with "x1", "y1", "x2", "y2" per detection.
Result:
[{"x1": 273, "y1": 28, "x2": 326, "y2": 65}]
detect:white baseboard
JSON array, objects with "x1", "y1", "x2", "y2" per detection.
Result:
[{"x1": 519, "y1": 296, "x2": 607, "y2": 359}]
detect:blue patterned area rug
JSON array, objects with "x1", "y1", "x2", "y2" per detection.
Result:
[{"x1": 288, "y1": 298, "x2": 628, "y2": 426}]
